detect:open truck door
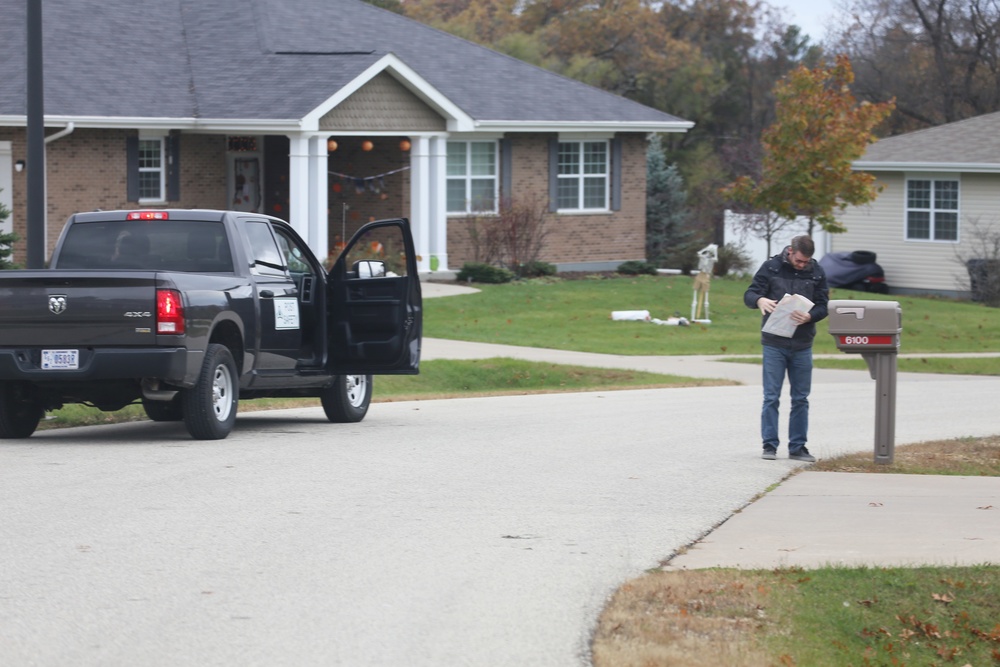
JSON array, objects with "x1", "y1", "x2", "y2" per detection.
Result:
[{"x1": 326, "y1": 218, "x2": 422, "y2": 375}]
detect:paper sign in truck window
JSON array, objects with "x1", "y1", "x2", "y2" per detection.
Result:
[{"x1": 274, "y1": 297, "x2": 300, "y2": 330}]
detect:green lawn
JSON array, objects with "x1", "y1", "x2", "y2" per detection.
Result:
[{"x1": 425, "y1": 274, "x2": 1000, "y2": 356}]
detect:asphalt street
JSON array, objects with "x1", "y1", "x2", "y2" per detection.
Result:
[{"x1": 3, "y1": 351, "x2": 999, "y2": 666}]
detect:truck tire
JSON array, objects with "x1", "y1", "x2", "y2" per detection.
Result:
[
  {"x1": 142, "y1": 397, "x2": 183, "y2": 422},
  {"x1": 182, "y1": 344, "x2": 238, "y2": 440},
  {"x1": 0, "y1": 382, "x2": 44, "y2": 439},
  {"x1": 320, "y1": 374, "x2": 372, "y2": 423}
]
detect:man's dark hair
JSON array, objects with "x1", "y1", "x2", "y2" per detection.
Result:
[{"x1": 790, "y1": 235, "x2": 815, "y2": 258}]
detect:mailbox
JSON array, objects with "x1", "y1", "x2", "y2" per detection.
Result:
[
  {"x1": 828, "y1": 300, "x2": 901, "y2": 353},
  {"x1": 827, "y1": 299, "x2": 902, "y2": 465}
]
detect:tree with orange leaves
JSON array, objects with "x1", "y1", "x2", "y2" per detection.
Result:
[{"x1": 723, "y1": 54, "x2": 895, "y2": 235}]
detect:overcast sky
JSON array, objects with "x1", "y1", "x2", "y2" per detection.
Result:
[{"x1": 775, "y1": 0, "x2": 840, "y2": 42}]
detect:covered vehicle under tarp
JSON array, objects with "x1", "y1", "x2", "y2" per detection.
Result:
[{"x1": 819, "y1": 251, "x2": 889, "y2": 293}]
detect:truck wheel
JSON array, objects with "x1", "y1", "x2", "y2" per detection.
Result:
[
  {"x1": 320, "y1": 374, "x2": 372, "y2": 423},
  {"x1": 142, "y1": 397, "x2": 183, "y2": 422},
  {"x1": 0, "y1": 383, "x2": 44, "y2": 439},
  {"x1": 182, "y1": 344, "x2": 238, "y2": 440}
]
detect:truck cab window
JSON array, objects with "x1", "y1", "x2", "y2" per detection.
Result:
[
  {"x1": 57, "y1": 220, "x2": 232, "y2": 272},
  {"x1": 274, "y1": 230, "x2": 314, "y2": 276},
  {"x1": 245, "y1": 221, "x2": 286, "y2": 276}
]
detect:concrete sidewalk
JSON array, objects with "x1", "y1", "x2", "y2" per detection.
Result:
[
  {"x1": 665, "y1": 472, "x2": 1000, "y2": 570},
  {"x1": 421, "y1": 278, "x2": 1000, "y2": 571}
]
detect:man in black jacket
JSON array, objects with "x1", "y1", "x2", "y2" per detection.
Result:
[{"x1": 744, "y1": 236, "x2": 829, "y2": 462}]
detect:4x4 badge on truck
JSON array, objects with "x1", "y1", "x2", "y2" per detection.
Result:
[{"x1": 48, "y1": 295, "x2": 68, "y2": 315}]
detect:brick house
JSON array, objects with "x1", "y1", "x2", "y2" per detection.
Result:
[{"x1": 0, "y1": 0, "x2": 691, "y2": 273}]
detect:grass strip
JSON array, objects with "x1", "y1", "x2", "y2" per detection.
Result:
[
  {"x1": 722, "y1": 355, "x2": 1000, "y2": 376},
  {"x1": 594, "y1": 565, "x2": 1000, "y2": 667},
  {"x1": 38, "y1": 357, "x2": 732, "y2": 430}
]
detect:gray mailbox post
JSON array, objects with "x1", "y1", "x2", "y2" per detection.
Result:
[{"x1": 828, "y1": 300, "x2": 902, "y2": 464}]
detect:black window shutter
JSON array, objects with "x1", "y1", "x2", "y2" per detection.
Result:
[
  {"x1": 548, "y1": 138, "x2": 559, "y2": 212},
  {"x1": 611, "y1": 135, "x2": 622, "y2": 212},
  {"x1": 167, "y1": 131, "x2": 181, "y2": 201},
  {"x1": 500, "y1": 138, "x2": 512, "y2": 207},
  {"x1": 126, "y1": 135, "x2": 139, "y2": 202}
]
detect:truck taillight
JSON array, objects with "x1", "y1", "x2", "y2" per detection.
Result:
[
  {"x1": 127, "y1": 211, "x2": 169, "y2": 221},
  {"x1": 156, "y1": 289, "x2": 185, "y2": 334}
]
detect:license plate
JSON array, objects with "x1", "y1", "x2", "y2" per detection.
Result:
[{"x1": 41, "y1": 349, "x2": 79, "y2": 370}]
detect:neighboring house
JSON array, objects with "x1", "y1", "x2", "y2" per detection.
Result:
[
  {"x1": 0, "y1": 0, "x2": 692, "y2": 274},
  {"x1": 836, "y1": 111, "x2": 1000, "y2": 298}
]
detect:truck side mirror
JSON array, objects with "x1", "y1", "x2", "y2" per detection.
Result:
[{"x1": 353, "y1": 260, "x2": 386, "y2": 278}]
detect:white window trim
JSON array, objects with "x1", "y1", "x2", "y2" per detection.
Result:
[
  {"x1": 446, "y1": 139, "x2": 499, "y2": 216},
  {"x1": 904, "y1": 174, "x2": 960, "y2": 243},
  {"x1": 557, "y1": 139, "x2": 610, "y2": 213},
  {"x1": 138, "y1": 131, "x2": 167, "y2": 204}
]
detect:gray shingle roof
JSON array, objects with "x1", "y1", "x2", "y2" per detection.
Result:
[
  {"x1": 0, "y1": 0, "x2": 689, "y2": 128},
  {"x1": 857, "y1": 111, "x2": 1000, "y2": 170}
]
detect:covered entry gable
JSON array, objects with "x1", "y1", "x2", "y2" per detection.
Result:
[
  {"x1": 320, "y1": 72, "x2": 446, "y2": 133},
  {"x1": 301, "y1": 54, "x2": 473, "y2": 134},
  {"x1": 288, "y1": 54, "x2": 473, "y2": 266}
]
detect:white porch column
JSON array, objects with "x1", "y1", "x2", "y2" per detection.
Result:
[
  {"x1": 428, "y1": 135, "x2": 449, "y2": 271},
  {"x1": 308, "y1": 135, "x2": 329, "y2": 263},
  {"x1": 287, "y1": 134, "x2": 310, "y2": 238},
  {"x1": 410, "y1": 135, "x2": 432, "y2": 273}
]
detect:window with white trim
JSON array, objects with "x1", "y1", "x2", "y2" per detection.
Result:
[
  {"x1": 557, "y1": 140, "x2": 608, "y2": 210},
  {"x1": 906, "y1": 178, "x2": 959, "y2": 241},
  {"x1": 446, "y1": 141, "x2": 497, "y2": 213},
  {"x1": 138, "y1": 136, "x2": 166, "y2": 202}
]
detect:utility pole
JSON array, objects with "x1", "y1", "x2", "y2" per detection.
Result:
[{"x1": 26, "y1": 0, "x2": 46, "y2": 269}]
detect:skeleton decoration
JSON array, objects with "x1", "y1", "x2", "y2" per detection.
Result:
[{"x1": 691, "y1": 244, "x2": 718, "y2": 322}]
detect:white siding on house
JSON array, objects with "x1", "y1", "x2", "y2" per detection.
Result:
[
  {"x1": 833, "y1": 172, "x2": 1000, "y2": 295},
  {"x1": 723, "y1": 210, "x2": 828, "y2": 271}
]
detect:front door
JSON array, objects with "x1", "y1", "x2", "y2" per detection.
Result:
[
  {"x1": 226, "y1": 136, "x2": 264, "y2": 213},
  {"x1": 326, "y1": 218, "x2": 422, "y2": 375}
]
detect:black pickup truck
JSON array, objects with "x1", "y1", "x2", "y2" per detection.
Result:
[{"x1": 0, "y1": 209, "x2": 421, "y2": 439}]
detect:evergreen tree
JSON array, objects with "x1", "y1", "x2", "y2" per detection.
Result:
[
  {"x1": 646, "y1": 135, "x2": 695, "y2": 269},
  {"x1": 0, "y1": 190, "x2": 19, "y2": 270}
]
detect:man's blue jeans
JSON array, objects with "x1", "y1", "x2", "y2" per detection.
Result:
[{"x1": 761, "y1": 345, "x2": 812, "y2": 454}]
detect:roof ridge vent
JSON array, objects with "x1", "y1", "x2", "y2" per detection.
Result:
[{"x1": 274, "y1": 50, "x2": 375, "y2": 55}]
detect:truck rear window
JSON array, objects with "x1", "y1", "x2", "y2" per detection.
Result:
[{"x1": 56, "y1": 221, "x2": 235, "y2": 273}]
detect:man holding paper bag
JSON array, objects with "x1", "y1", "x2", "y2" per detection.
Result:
[{"x1": 744, "y1": 236, "x2": 829, "y2": 462}]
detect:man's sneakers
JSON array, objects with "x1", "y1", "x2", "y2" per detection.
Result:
[
  {"x1": 789, "y1": 448, "x2": 817, "y2": 463},
  {"x1": 762, "y1": 447, "x2": 817, "y2": 462}
]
